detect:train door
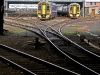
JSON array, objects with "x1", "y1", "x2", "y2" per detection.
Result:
[
  {"x1": 92, "y1": 9, "x2": 95, "y2": 15},
  {"x1": 42, "y1": 3, "x2": 46, "y2": 18},
  {"x1": 42, "y1": 3, "x2": 50, "y2": 18}
]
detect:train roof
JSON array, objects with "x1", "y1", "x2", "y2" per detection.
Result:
[
  {"x1": 38, "y1": 1, "x2": 56, "y2": 4},
  {"x1": 38, "y1": 1, "x2": 49, "y2": 4},
  {"x1": 69, "y1": 3, "x2": 80, "y2": 5}
]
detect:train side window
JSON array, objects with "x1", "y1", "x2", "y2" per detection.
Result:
[
  {"x1": 38, "y1": 5, "x2": 41, "y2": 10},
  {"x1": 70, "y1": 7, "x2": 72, "y2": 11},
  {"x1": 77, "y1": 7, "x2": 79, "y2": 11}
]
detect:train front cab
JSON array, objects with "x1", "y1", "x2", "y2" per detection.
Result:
[
  {"x1": 68, "y1": 3, "x2": 80, "y2": 19},
  {"x1": 37, "y1": 2, "x2": 51, "y2": 20}
]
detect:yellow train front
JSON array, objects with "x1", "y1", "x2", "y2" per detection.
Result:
[
  {"x1": 68, "y1": 3, "x2": 80, "y2": 18},
  {"x1": 37, "y1": 1, "x2": 57, "y2": 20}
]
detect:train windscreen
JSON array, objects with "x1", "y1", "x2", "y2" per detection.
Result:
[
  {"x1": 77, "y1": 6, "x2": 79, "y2": 12},
  {"x1": 46, "y1": 5, "x2": 49, "y2": 10},
  {"x1": 70, "y1": 6, "x2": 72, "y2": 13},
  {"x1": 38, "y1": 5, "x2": 41, "y2": 10}
]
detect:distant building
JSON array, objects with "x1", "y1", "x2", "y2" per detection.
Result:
[
  {"x1": 85, "y1": 5, "x2": 99, "y2": 15},
  {"x1": 85, "y1": 1, "x2": 100, "y2": 14},
  {"x1": 86, "y1": 1, "x2": 100, "y2": 8}
]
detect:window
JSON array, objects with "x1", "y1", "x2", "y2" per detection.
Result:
[
  {"x1": 38, "y1": 5, "x2": 41, "y2": 10},
  {"x1": 77, "y1": 7, "x2": 79, "y2": 11},
  {"x1": 90, "y1": 2, "x2": 92, "y2": 5},
  {"x1": 94, "y1": 2, "x2": 96, "y2": 5},
  {"x1": 46, "y1": 5, "x2": 49, "y2": 10},
  {"x1": 70, "y1": 7, "x2": 72, "y2": 11}
]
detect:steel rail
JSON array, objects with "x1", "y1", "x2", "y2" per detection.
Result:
[
  {"x1": 76, "y1": 34, "x2": 100, "y2": 50},
  {"x1": 0, "y1": 55, "x2": 36, "y2": 75},
  {"x1": 0, "y1": 44, "x2": 79, "y2": 75},
  {"x1": 59, "y1": 25, "x2": 100, "y2": 58},
  {"x1": 35, "y1": 22, "x2": 96, "y2": 74},
  {"x1": 42, "y1": 25, "x2": 100, "y2": 75},
  {"x1": 34, "y1": 22, "x2": 80, "y2": 75},
  {"x1": 4, "y1": 20, "x2": 46, "y2": 38},
  {"x1": 4, "y1": 17, "x2": 100, "y2": 74},
  {"x1": 39, "y1": 16, "x2": 100, "y2": 74}
]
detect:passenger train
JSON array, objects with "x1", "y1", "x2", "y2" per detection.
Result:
[
  {"x1": 37, "y1": 1, "x2": 57, "y2": 20},
  {"x1": 57, "y1": 3, "x2": 80, "y2": 18}
]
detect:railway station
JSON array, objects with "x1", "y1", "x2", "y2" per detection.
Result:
[
  {"x1": 0, "y1": 0, "x2": 100, "y2": 75},
  {"x1": 4, "y1": 0, "x2": 85, "y2": 17}
]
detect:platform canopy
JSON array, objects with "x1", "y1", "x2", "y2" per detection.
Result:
[{"x1": 6, "y1": 0, "x2": 85, "y2": 2}]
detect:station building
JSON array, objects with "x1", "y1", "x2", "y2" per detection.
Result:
[
  {"x1": 86, "y1": 1, "x2": 100, "y2": 9},
  {"x1": 86, "y1": 1, "x2": 100, "y2": 14}
]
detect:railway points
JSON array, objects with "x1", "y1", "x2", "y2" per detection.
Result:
[{"x1": 2, "y1": 7, "x2": 100, "y2": 74}]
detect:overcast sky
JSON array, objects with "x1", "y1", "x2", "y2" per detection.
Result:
[{"x1": 86, "y1": 0, "x2": 100, "y2": 2}]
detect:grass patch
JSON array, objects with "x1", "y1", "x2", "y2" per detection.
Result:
[
  {"x1": 4, "y1": 25, "x2": 26, "y2": 35},
  {"x1": 61, "y1": 30, "x2": 80, "y2": 34}
]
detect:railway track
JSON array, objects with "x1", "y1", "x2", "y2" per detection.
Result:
[
  {"x1": 3, "y1": 16, "x2": 100, "y2": 75},
  {"x1": 42, "y1": 26, "x2": 100, "y2": 75},
  {"x1": 27, "y1": 19, "x2": 100, "y2": 75},
  {"x1": 59, "y1": 19, "x2": 100, "y2": 55},
  {"x1": 0, "y1": 58, "x2": 24, "y2": 75},
  {"x1": 0, "y1": 44, "x2": 79, "y2": 75},
  {"x1": 65, "y1": 33, "x2": 100, "y2": 56},
  {"x1": 3, "y1": 18, "x2": 81, "y2": 74},
  {"x1": 39, "y1": 16, "x2": 100, "y2": 75}
]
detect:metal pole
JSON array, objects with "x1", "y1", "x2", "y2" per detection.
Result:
[
  {"x1": 5, "y1": 0, "x2": 8, "y2": 17},
  {"x1": 83, "y1": 0, "x2": 85, "y2": 18},
  {"x1": 0, "y1": 0, "x2": 4, "y2": 35}
]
